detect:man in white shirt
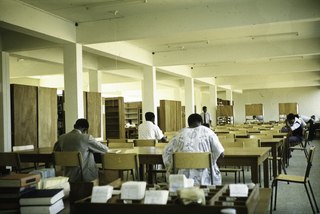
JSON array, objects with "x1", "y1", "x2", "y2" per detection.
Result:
[
  {"x1": 162, "y1": 113, "x2": 224, "y2": 185},
  {"x1": 138, "y1": 112, "x2": 168, "y2": 142},
  {"x1": 201, "y1": 106, "x2": 212, "y2": 128}
]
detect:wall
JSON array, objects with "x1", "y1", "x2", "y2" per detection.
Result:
[{"x1": 233, "y1": 87, "x2": 320, "y2": 124}]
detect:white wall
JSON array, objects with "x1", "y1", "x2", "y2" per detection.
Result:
[{"x1": 233, "y1": 87, "x2": 320, "y2": 124}]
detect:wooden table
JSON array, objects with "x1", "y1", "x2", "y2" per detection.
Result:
[
  {"x1": 218, "y1": 147, "x2": 271, "y2": 188},
  {"x1": 260, "y1": 138, "x2": 284, "y2": 178},
  {"x1": 17, "y1": 146, "x2": 271, "y2": 187}
]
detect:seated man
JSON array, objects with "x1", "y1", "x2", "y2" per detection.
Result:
[
  {"x1": 162, "y1": 113, "x2": 224, "y2": 186},
  {"x1": 138, "y1": 112, "x2": 168, "y2": 142}
]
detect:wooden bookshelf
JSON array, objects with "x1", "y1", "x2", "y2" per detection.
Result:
[
  {"x1": 124, "y1": 102, "x2": 142, "y2": 126},
  {"x1": 104, "y1": 97, "x2": 125, "y2": 139},
  {"x1": 216, "y1": 105, "x2": 234, "y2": 125}
]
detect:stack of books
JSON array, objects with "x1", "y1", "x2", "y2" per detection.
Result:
[
  {"x1": 19, "y1": 188, "x2": 65, "y2": 214},
  {"x1": 0, "y1": 173, "x2": 41, "y2": 212}
]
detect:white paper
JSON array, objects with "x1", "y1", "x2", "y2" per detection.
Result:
[
  {"x1": 121, "y1": 181, "x2": 146, "y2": 200},
  {"x1": 108, "y1": 149, "x2": 121, "y2": 153},
  {"x1": 229, "y1": 184, "x2": 249, "y2": 197},
  {"x1": 169, "y1": 174, "x2": 194, "y2": 192},
  {"x1": 144, "y1": 190, "x2": 169, "y2": 204},
  {"x1": 91, "y1": 185, "x2": 113, "y2": 203}
]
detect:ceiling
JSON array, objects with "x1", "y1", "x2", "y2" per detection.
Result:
[{"x1": 1, "y1": 0, "x2": 320, "y2": 93}]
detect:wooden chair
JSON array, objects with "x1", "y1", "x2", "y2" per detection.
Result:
[
  {"x1": 108, "y1": 142, "x2": 134, "y2": 149},
  {"x1": 289, "y1": 130, "x2": 309, "y2": 159},
  {"x1": 172, "y1": 152, "x2": 214, "y2": 185},
  {"x1": 219, "y1": 141, "x2": 245, "y2": 183},
  {"x1": 270, "y1": 146, "x2": 319, "y2": 214},
  {"x1": 133, "y1": 139, "x2": 157, "y2": 147},
  {"x1": 0, "y1": 152, "x2": 21, "y2": 173},
  {"x1": 100, "y1": 153, "x2": 139, "y2": 184},
  {"x1": 53, "y1": 151, "x2": 84, "y2": 181}
]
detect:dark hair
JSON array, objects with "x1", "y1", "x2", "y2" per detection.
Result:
[
  {"x1": 287, "y1": 113, "x2": 295, "y2": 121},
  {"x1": 188, "y1": 113, "x2": 203, "y2": 126},
  {"x1": 74, "y1": 118, "x2": 89, "y2": 129},
  {"x1": 145, "y1": 112, "x2": 155, "y2": 121}
]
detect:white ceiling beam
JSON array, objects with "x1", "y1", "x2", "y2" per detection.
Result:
[
  {"x1": 0, "y1": 0, "x2": 76, "y2": 43},
  {"x1": 102, "y1": 68, "x2": 143, "y2": 80},
  {"x1": 153, "y1": 38, "x2": 320, "y2": 66},
  {"x1": 192, "y1": 58, "x2": 320, "y2": 78},
  {"x1": 76, "y1": 0, "x2": 320, "y2": 44}
]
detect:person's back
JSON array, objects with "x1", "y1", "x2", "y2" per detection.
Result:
[
  {"x1": 162, "y1": 113, "x2": 224, "y2": 185},
  {"x1": 54, "y1": 118, "x2": 108, "y2": 182},
  {"x1": 138, "y1": 112, "x2": 168, "y2": 142}
]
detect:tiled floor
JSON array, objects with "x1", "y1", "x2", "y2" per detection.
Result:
[{"x1": 221, "y1": 138, "x2": 320, "y2": 214}]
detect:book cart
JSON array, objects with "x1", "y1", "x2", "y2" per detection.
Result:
[{"x1": 74, "y1": 185, "x2": 271, "y2": 214}]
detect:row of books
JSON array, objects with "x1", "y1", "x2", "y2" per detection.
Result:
[{"x1": 0, "y1": 173, "x2": 65, "y2": 214}]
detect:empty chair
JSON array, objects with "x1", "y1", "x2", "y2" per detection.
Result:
[
  {"x1": 100, "y1": 153, "x2": 139, "y2": 184},
  {"x1": 172, "y1": 152, "x2": 213, "y2": 185},
  {"x1": 12, "y1": 144, "x2": 39, "y2": 170},
  {"x1": 0, "y1": 152, "x2": 21, "y2": 173},
  {"x1": 236, "y1": 138, "x2": 261, "y2": 147},
  {"x1": 133, "y1": 139, "x2": 157, "y2": 147},
  {"x1": 107, "y1": 138, "x2": 127, "y2": 144},
  {"x1": 289, "y1": 130, "x2": 309, "y2": 159},
  {"x1": 108, "y1": 142, "x2": 134, "y2": 149},
  {"x1": 270, "y1": 146, "x2": 319, "y2": 214}
]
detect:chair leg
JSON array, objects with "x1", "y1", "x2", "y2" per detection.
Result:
[
  {"x1": 274, "y1": 180, "x2": 278, "y2": 210},
  {"x1": 270, "y1": 180, "x2": 274, "y2": 214},
  {"x1": 304, "y1": 183, "x2": 316, "y2": 214},
  {"x1": 307, "y1": 180, "x2": 320, "y2": 213}
]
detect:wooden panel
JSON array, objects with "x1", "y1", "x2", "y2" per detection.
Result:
[
  {"x1": 38, "y1": 87, "x2": 57, "y2": 148},
  {"x1": 11, "y1": 84, "x2": 37, "y2": 147},
  {"x1": 86, "y1": 92, "x2": 101, "y2": 137},
  {"x1": 245, "y1": 104, "x2": 263, "y2": 116},
  {"x1": 105, "y1": 97, "x2": 125, "y2": 139},
  {"x1": 159, "y1": 100, "x2": 182, "y2": 132},
  {"x1": 216, "y1": 105, "x2": 233, "y2": 116},
  {"x1": 279, "y1": 103, "x2": 298, "y2": 115}
]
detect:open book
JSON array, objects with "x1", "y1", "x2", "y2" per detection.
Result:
[{"x1": 108, "y1": 149, "x2": 121, "y2": 154}]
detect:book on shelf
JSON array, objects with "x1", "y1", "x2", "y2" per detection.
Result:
[
  {"x1": 20, "y1": 198, "x2": 64, "y2": 214},
  {"x1": 0, "y1": 184, "x2": 36, "y2": 198},
  {"x1": 19, "y1": 188, "x2": 64, "y2": 206},
  {"x1": 0, "y1": 173, "x2": 41, "y2": 187}
]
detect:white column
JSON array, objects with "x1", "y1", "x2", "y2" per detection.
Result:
[
  {"x1": 225, "y1": 89, "x2": 233, "y2": 104},
  {"x1": 184, "y1": 77, "x2": 194, "y2": 125},
  {"x1": 63, "y1": 43, "x2": 84, "y2": 132},
  {"x1": 89, "y1": 70, "x2": 101, "y2": 92},
  {"x1": 0, "y1": 50, "x2": 11, "y2": 152},
  {"x1": 141, "y1": 66, "x2": 157, "y2": 123},
  {"x1": 209, "y1": 85, "x2": 218, "y2": 126}
]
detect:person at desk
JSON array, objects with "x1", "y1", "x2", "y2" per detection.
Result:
[
  {"x1": 53, "y1": 118, "x2": 109, "y2": 182},
  {"x1": 125, "y1": 119, "x2": 136, "y2": 128},
  {"x1": 138, "y1": 112, "x2": 168, "y2": 142},
  {"x1": 162, "y1": 113, "x2": 224, "y2": 185},
  {"x1": 201, "y1": 106, "x2": 212, "y2": 128},
  {"x1": 282, "y1": 113, "x2": 304, "y2": 158}
]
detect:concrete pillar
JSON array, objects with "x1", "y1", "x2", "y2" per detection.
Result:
[
  {"x1": 184, "y1": 77, "x2": 194, "y2": 124},
  {"x1": 89, "y1": 69, "x2": 101, "y2": 92},
  {"x1": 209, "y1": 85, "x2": 218, "y2": 126},
  {"x1": 141, "y1": 66, "x2": 157, "y2": 124}
]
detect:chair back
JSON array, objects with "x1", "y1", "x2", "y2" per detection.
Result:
[
  {"x1": 12, "y1": 145, "x2": 37, "y2": 170},
  {"x1": 54, "y1": 151, "x2": 83, "y2": 180},
  {"x1": 133, "y1": 139, "x2": 157, "y2": 147},
  {"x1": 236, "y1": 138, "x2": 261, "y2": 147},
  {"x1": 101, "y1": 153, "x2": 139, "y2": 180},
  {"x1": 221, "y1": 140, "x2": 242, "y2": 148},
  {"x1": 0, "y1": 152, "x2": 21, "y2": 173},
  {"x1": 107, "y1": 139, "x2": 127, "y2": 143},
  {"x1": 172, "y1": 152, "x2": 213, "y2": 184},
  {"x1": 108, "y1": 142, "x2": 134, "y2": 149},
  {"x1": 305, "y1": 146, "x2": 316, "y2": 180}
]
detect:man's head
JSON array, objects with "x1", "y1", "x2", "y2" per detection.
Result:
[
  {"x1": 145, "y1": 112, "x2": 155, "y2": 123},
  {"x1": 286, "y1": 113, "x2": 295, "y2": 125},
  {"x1": 311, "y1": 115, "x2": 316, "y2": 120},
  {"x1": 74, "y1": 118, "x2": 89, "y2": 133},
  {"x1": 188, "y1": 113, "x2": 203, "y2": 128},
  {"x1": 202, "y1": 106, "x2": 207, "y2": 112}
]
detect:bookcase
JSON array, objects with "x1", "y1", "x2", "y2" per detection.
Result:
[
  {"x1": 216, "y1": 105, "x2": 234, "y2": 125},
  {"x1": 84, "y1": 92, "x2": 102, "y2": 138},
  {"x1": 104, "y1": 97, "x2": 125, "y2": 139},
  {"x1": 159, "y1": 100, "x2": 182, "y2": 132},
  {"x1": 57, "y1": 94, "x2": 65, "y2": 136},
  {"x1": 124, "y1": 102, "x2": 142, "y2": 126},
  {"x1": 245, "y1": 103, "x2": 264, "y2": 122}
]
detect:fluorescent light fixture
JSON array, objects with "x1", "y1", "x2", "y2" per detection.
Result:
[
  {"x1": 269, "y1": 56, "x2": 304, "y2": 61},
  {"x1": 250, "y1": 32, "x2": 299, "y2": 40}
]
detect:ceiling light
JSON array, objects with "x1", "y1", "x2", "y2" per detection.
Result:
[{"x1": 250, "y1": 32, "x2": 299, "y2": 40}]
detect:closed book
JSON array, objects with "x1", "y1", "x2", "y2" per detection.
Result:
[
  {"x1": 0, "y1": 198, "x2": 20, "y2": 210},
  {"x1": 0, "y1": 185, "x2": 36, "y2": 198},
  {"x1": 0, "y1": 173, "x2": 41, "y2": 187},
  {"x1": 19, "y1": 189, "x2": 64, "y2": 205},
  {"x1": 20, "y1": 198, "x2": 64, "y2": 214}
]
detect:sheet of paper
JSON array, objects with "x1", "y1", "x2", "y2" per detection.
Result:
[
  {"x1": 91, "y1": 185, "x2": 113, "y2": 203},
  {"x1": 144, "y1": 190, "x2": 169, "y2": 204},
  {"x1": 229, "y1": 184, "x2": 249, "y2": 197}
]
